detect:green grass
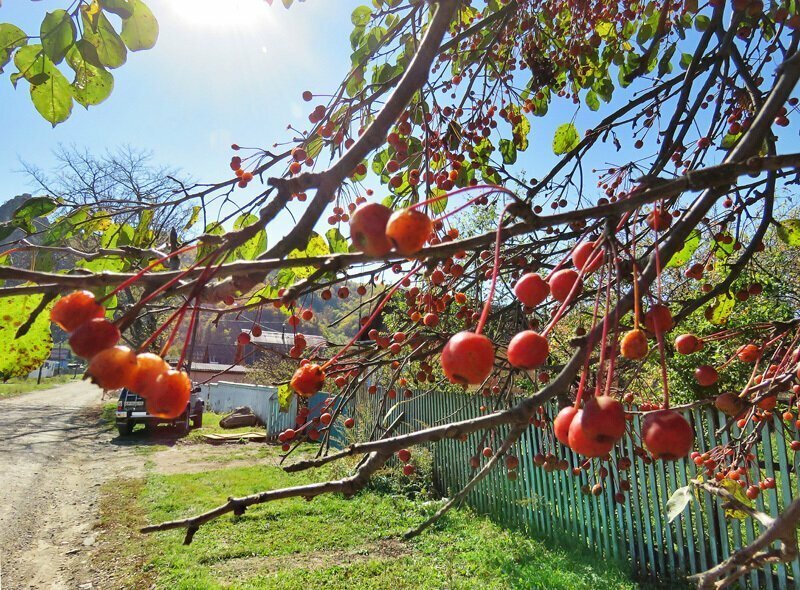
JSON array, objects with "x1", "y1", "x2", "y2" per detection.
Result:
[
  {"x1": 99, "y1": 461, "x2": 646, "y2": 590},
  {"x1": 0, "y1": 374, "x2": 81, "y2": 399}
]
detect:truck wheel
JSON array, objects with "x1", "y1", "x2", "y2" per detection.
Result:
[
  {"x1": 177, "y1": 410, "x2": 190, "y2": 435},
  {"x1": 117, "y1": 422, "x2": 134, "y2": 436}
]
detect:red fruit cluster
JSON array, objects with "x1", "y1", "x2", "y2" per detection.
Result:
[
  {"x1": 51, "y1": 291, "x2": 190, "y2": 419},
  {"x1": 555, "y1": 397, "x2": 627, "y2": 458},
  {"x1": 290, "y1": 362, "x2": 326, "y2": 397},
  {"x1": 349, "y1": 202, "x2": 433, "y2": 258},
  {"x1": 51, "y1": 291, "x2": 120, "y2": 362},
  {"x1": 397, "y1": 448, "x2": 415, "y2": 475}
]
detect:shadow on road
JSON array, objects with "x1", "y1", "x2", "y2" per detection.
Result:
[{"x1": 109, "y1": 424, "x2": 189, "y2": 448}]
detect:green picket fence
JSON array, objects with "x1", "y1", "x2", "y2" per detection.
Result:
[{"x1": 348, "y1": 386, "x2": 800, "y2": 588}]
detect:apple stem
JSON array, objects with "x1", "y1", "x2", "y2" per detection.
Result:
[
  {"x1": 321, "y1": 264, "x2": 422, "y2": 370},
  {"x1": 541, "y1": 246, "x2": 603, "y2": 338},
  {"x1": 593, "y1": 267, "x2": 613, "y2": 399},
  {"x1": 139, "y1": 252, "x2": 225, "y2": 355},
  {"x1": 475, "y1": 202, "x2": 516, "y2": 335},
  {"x1": 654, "y1": 328, "x2": 670, "y2": 409},
  {"x1": 630, "y1": 211, "x2": 642, "y2": 329},
  {"x1": 653, "y1": 203, "x2": 664, "y2": 300},
  {"x1": 574, "y1": 278, "x2": 604, "y2": 410},
  {"x1": 177, "y1": 303, "x2": 200, "y2": 369}
]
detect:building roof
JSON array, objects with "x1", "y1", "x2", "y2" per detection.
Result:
[
  {"x1": 244, "y1": 329, "x2": 326, "y2": 348},
  {"x1": 189, "y1": 362, "x2": 248, "y2": 373}
]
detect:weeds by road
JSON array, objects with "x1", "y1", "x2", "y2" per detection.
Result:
[{"x1": 0, "y1": 374, "x2": 82, "y2": 399}]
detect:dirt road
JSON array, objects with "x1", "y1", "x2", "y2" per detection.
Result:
[{"x1": 0, "y1": 382, "x2": 139, "y2": 590}]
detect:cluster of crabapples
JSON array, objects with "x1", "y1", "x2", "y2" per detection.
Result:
[
  {"x1": 50, "y1": 291, "x2": 191, "y2": 419},
  {"x1": 287, "y1": 199, "x2": 698, "y2": 462},
  {"x1": 277, "y1": 398, "x2": 354, "y2": 450}
]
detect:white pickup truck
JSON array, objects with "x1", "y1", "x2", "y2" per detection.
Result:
[{"x1": 115, "y1": 387, "x2": 204, "y2": 436}]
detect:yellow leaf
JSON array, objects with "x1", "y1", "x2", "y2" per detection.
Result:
[
  {"x1": 719, "y1": 478, "x2": 752, "y2": 520},
  {"x1": 81, "y1": 0, "x2": 102, "y2": 30}
]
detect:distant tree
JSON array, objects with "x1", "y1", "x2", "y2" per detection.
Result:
[{"x1": 22, "y1": 144, "x2": 191, "y2": 242}]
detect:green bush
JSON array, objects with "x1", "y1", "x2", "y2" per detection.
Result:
[{"x1": 366, "y1": 446, "x2": 436, "y2": 500}]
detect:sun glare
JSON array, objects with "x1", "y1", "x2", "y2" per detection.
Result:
[{"x1": 170, "y1": 0, "x2": 273, "y2": 29}]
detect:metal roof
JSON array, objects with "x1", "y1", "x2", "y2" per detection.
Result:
[
  {"x1": 189, "y1": 362, "x2": 248, "y2": 373},
  {"x1": 243, "y1": 329, "x2": 326, "y2": 348}
]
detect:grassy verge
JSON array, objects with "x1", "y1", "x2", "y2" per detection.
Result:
[
  {"x1": 98, "y1": 461, "x2": 646, "y2": 590},
  {"x1": 0, "y1": 374, "x2": 81, "y2": 399}
]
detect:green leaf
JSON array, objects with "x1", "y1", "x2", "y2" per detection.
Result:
[
  {"x1": 288, "y1": 232, "x2": 329, "y2": 279},
  {"x1": 585, "y1": 89, "x2": 600, "y2": 111},
  {"x1": 183, "y1": 205, "x2": 201, "y2": 232},
  {"x1": 277, "y1": 383, "x2": 293, "y2": 411},
  {"x1": 666, "y1": 485, "x2": 693, "y2": 523},
  {"x1": 66, "y1": 41, "x2": 114, "y2": 107},
  {"x1": 720, "y1": 132, "x2": 742, "y2": 150},
  {"x1": 679, "y1": 52, "x2": 693, "y2": 70},
  {"x1": 101, "y1": 0, "x2": 135, "y2": 18},
  {"x1": 0, "y1": 292, "x2": 54, "y2": 379},
  {"x1": 595, "y1": 21, "x2": 616, "y2": 40},
  {"x1": 14, "y1": 46, "x2": 74, "y2": 125},
  {"x1": 714, "y1": 233, "x2": 735, "y2": 260},
  {"x1": 351, "y1": 6, "x2": 372, "y2": 26},
  {"x1": 247, "y1": 283, "x2": 279, "y2": 306},
  {"x1": 132, "y1": 208, "x2": 154, "y2": 247},
  {"x1": 326, "y1": 228, "x2": 350, "y2": 254},
  {"x1": 197, "y1": 222, "x2": 225, "y2": 262},
  {"x1": 708, "y1": 294, "x2": 735, "y2": 326},
  {"x1": 305, "y1": 135, "x2": 323, "y2": 160},
  {"x1": 232, "y1": 213, "x2": 267, "y2": 261},
  {"x1": 13, "y1": 196, "x2": 59, "y2": 222},
  {"x1": 0, "y1": 23, "x2": 28, "y2": 74},
  {"x1": 42, "y1": 207, "x2": 89, "y2": 245},
  {"x1": 40, "y1": 10, "x2": 76, "y2": 65},
  {"x1": 552, "y1": 123, "x2": 580, "y2": 155},
  {"x1": 119, "y1": 0, "x2": 158, "y2": 51},
  {"x1": 776, "y1": 219, "x2": 800, "y2": 247},
  {"x1": 666, "y1": 229, "x2": 700, "y2": 268},
  {"x1": 694, "y1": 14, "x2": 711, "y2": 31},
  {"x1": 499, "y1": 138, "x2": 517, "y2": 165},
  {"x1": 81, "y1": 10, "x2": 127, "y2": 68},
  {"x1": 658, "y1": 44, "x2": 675, "y2": 77},
  {"x1": 636, "y1": 23, "x2": 654, "y2": 46},
  {"x1": 508, "y1": 104, "x2": 530, "y2": 151},
  {"x1": 429, "y1": 188, "x2": 448, "y2": 215}
]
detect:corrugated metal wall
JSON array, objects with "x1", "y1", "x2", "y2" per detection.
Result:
[{"x1": 201, "y1": 381, "x2": 297, "y2": 437}]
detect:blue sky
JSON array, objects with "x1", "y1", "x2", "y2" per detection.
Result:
[{"x1": 0, "y1": 0, "x2": 364, "y2": 207}]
